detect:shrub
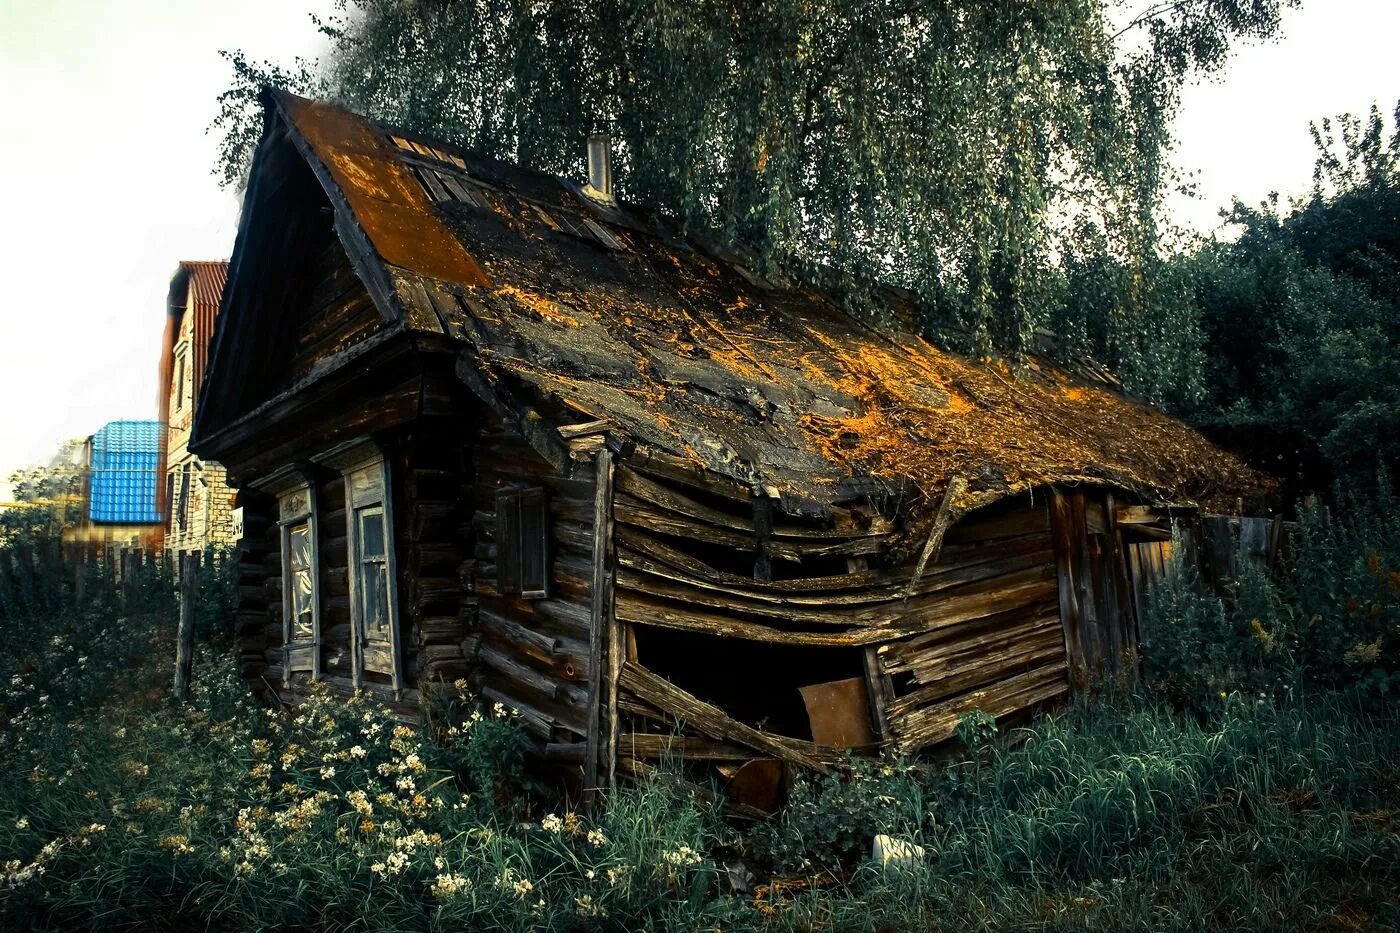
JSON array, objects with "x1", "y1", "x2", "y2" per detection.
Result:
[{"x1": 1145, "y1": 486, "x2": 1400, "y2": 708}]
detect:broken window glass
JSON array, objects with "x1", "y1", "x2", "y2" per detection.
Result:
[{"x1": 288, "y1": 522, "x2": 315, "y2": 642}]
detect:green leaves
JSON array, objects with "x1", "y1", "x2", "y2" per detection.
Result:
[{"x1": 213, "y1": 0, "x2": 1293, "y2": 359}]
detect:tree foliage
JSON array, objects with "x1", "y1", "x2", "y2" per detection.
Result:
[
  {"x1": 214, "y1": 0, "x2": 1294, "y2": 363},
  {"x1": 1183, "y1": 102, "x2": 1400, "y2": 491}
]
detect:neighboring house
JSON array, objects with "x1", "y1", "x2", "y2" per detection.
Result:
[
  {"x1": 190, "y1": 91, "x2": 1273, "y2": 797},
  {"x1": 65, "y1": 421, "x2": 163, "y2": 554},
  {"x1": 158, "y1": 261, "x2": 238, "y2": 554}
]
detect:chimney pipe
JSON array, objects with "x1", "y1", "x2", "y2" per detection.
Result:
[{"x1": 586, "y1": 132, "x2": 613, "y2": 202}]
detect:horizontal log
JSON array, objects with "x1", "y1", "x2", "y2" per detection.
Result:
[
  {"x1": 616, "y1": 525, "x2": 885, "y2": 593},
  {"x1": 618, "y1": 540, "x2": 1054, "y2": 611},
  {"x1": 615, "y1": 496, "x2": 756, "y2": 550},
  {"x1": 892, "y1": 661, "x2": 1069, "y2": 752},
  {"x1": 620, "y1": 733, "x2": 754, "y2": 761},
  {"x1": 946, "y1": 505, "x2": 1050, "y2": 544},
  {"x1": 478, "y1": 686, "x2": 553, "y2": 739},
  {"x1": 887, "y1": 633, "x2": 1067, "y2": 716},
  {"x1": 615, "y1": 566, "x2": 1058, "y2": 646},
  {"x1": 880, "y1": 602, "x2": 1060, "y2": 672},
  {"x1": 622, "y1": 446, "x2": 754, "y2": 503}
]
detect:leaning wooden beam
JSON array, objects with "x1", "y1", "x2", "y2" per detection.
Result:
[
  {"x1": 584, "y1": 448, "x2": 611, "y2": 804},
  {"x1": 904, "y1": 475, "x2": 970, "y2": 600},
  {"x1": 618, "y1": 663, "x2": 835, "y2": 771}
]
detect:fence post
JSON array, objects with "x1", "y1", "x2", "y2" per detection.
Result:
[
  {"x1": 174, "y1": 552, "x2": 198, "y2": 702},
  {"x1": 122, "y1": 549, "x2": 138, "y2": 608},
  {"x1": 73, "y1": 548, "x2": 87, "y2": 606}
]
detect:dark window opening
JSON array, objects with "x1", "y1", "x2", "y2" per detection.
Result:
[
  {"x1": 497, "y1": 487, "x2": 549, "y2": 598},
  {"x1": 630, "y1": 626, "x2": 866, "y2": 740},
  {"x1": 176, "y1": 464, "x2": 191, "y2": 532}
]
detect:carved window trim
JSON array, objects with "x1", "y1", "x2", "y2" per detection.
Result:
[
  {"x1": 315, "y1": 438, "x2": 404, "y2": 697},
  {"x1": 256, "y1": 465, "x2": 322, "y2": 685}
]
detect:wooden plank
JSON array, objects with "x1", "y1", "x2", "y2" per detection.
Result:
[
  {"x1": 615, "y1": 567, "x2": 1058, "y2": 646},
  {"x1": 618, "y1": 663, "x2": 836, "y2": 771},
  {"x1": 892, "y1": 661, "x2": 1069, "y2": 752},
  {"x1": 1049, "y1": 488, "x2": 1087, "y2": 691},
  {"x1": 904, "y1": 476, "x2": 969, "y2": 599},
  {"x1": 620, "y1": 733, "x2": 754, "y2": 761},
  {"x1": 173, "y1": 553, "x2": 198, "y2": 702},
  {"x1": 887, "y1": 630, "x2": 1066, "y2": 715}
]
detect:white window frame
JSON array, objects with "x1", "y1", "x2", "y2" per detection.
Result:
[{"x1": 315, "y1": 439, "x2": 403, "y2": 697}]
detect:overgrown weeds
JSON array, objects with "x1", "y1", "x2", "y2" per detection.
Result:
[{"x1": 2, "y1": 494, "x2": 1399, "y2": 929}]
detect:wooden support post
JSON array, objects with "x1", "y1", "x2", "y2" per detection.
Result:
[
  {"x1": 584, "y1": 446, "x2": 616, "y2": 810},
  {"x1": 73, "y1": 549, "x2": 88, "y2": 606},
  {"x1": 174, "y1": 553, "x2": 198, "y2": 703}
]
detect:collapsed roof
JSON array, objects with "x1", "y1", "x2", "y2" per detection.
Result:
[{"x1": 234, "y1": 90, "x2": 1270, "y2": 521}]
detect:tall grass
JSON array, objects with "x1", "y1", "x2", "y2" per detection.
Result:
[{"x1": 2, "y1": 491, "x2": 1399, "y2": 929}]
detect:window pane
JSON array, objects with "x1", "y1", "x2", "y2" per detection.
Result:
[
  {"x1": 359, "y1": 509, "x2": 385, "y2": 560},
  {"x1": 289, "y1": 524, "x2": 311, "y2": 572},
  {"x1": 291, "y1": 566, "x2": 315, "y2": 641},
  {"x1": 361, "y1": 561, "x2": 389, "y2": 641}
]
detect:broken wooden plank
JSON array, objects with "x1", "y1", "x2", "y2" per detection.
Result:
[
  {"x1": 618, "y1": 663, "x2": 836, "y2": 771},
  {"x1": 904, "y1": 476, "x2": 970, "y2": 600}
]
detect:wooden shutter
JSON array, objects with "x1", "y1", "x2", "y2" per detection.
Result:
[
  {"x1": 496, "y1": 488, "x2": 521, "y2": 595},
  {"x1": 520, "y1": 487, "x2": 549, "y2": 599},
  {"x1": 496, "y1": 487, "x2": 548, "y2": 598}
]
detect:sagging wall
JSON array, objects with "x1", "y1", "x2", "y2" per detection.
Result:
[{"x1": 599, "y1": 455, "x2": 1077, "y2": 779}]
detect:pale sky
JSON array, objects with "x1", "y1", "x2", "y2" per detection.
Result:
[{"x1": 0, "y1": 0, "x2": 1397, "y2": 500}]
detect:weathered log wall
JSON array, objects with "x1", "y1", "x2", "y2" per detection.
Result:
[{"x1": 470, "y1": 426, "x2": 597, "y2": 746}]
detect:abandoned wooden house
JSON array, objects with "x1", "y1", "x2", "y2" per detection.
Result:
[{"x1": 190, "y1": 90, "x2": 1271, "y2": 795}]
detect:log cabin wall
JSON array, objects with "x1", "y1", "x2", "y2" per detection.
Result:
[
  {"x1": 283, "y1": 218, "x2": 383, "y2": 388},
  {"x1": 231, "y1": 489, "x2": 275, "y2": 687},
  {"x1": 225, "y1": 416, "x2": 474, "y2": 715},
  {"x1": 879, "y1": 496, "x2": 1066, "y2": 751},
  {"x1": 469, "y1": 422, "x2": 597, "y2": 753},
  {"x1": 399, "y1": 416, "x2": 475, "y2": 691}
]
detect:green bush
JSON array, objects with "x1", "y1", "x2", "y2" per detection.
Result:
[{"x1": 1145, "y1": 486, "x2": 1400, "y2": 708}]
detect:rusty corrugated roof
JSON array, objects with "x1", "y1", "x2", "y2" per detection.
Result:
[
  {"x1": 178, "y1": 261, "x2": 229, "y2": 309},
  {"x1": 268, "y1": 91, "x2": 1272, "y2": 519}
]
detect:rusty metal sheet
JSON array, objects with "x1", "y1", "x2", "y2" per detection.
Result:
[
  {"x1": 799, "y1": 676, "x2": 876, "y2": 749},
  {"x1": 275, "y1": 92, "x2": 491, "y2": 292},
  {"x1": 721, "y1": 758, "x2": 785, "y2": 814}
]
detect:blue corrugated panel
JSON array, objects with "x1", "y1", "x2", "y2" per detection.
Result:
[{"x1": 88, "y1": 420, "x2": 162, "y2": 524}]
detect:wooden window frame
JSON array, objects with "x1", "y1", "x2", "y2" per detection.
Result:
[
  {"x1": 316, "y1": 439, "x2": 404, "y2": 697},
  {"x1": 258, "y1": 466, "x2": 321, "y2": 686},
  {"x1": 496, "y1": 485, "x2": 549, "y2": 599}
]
